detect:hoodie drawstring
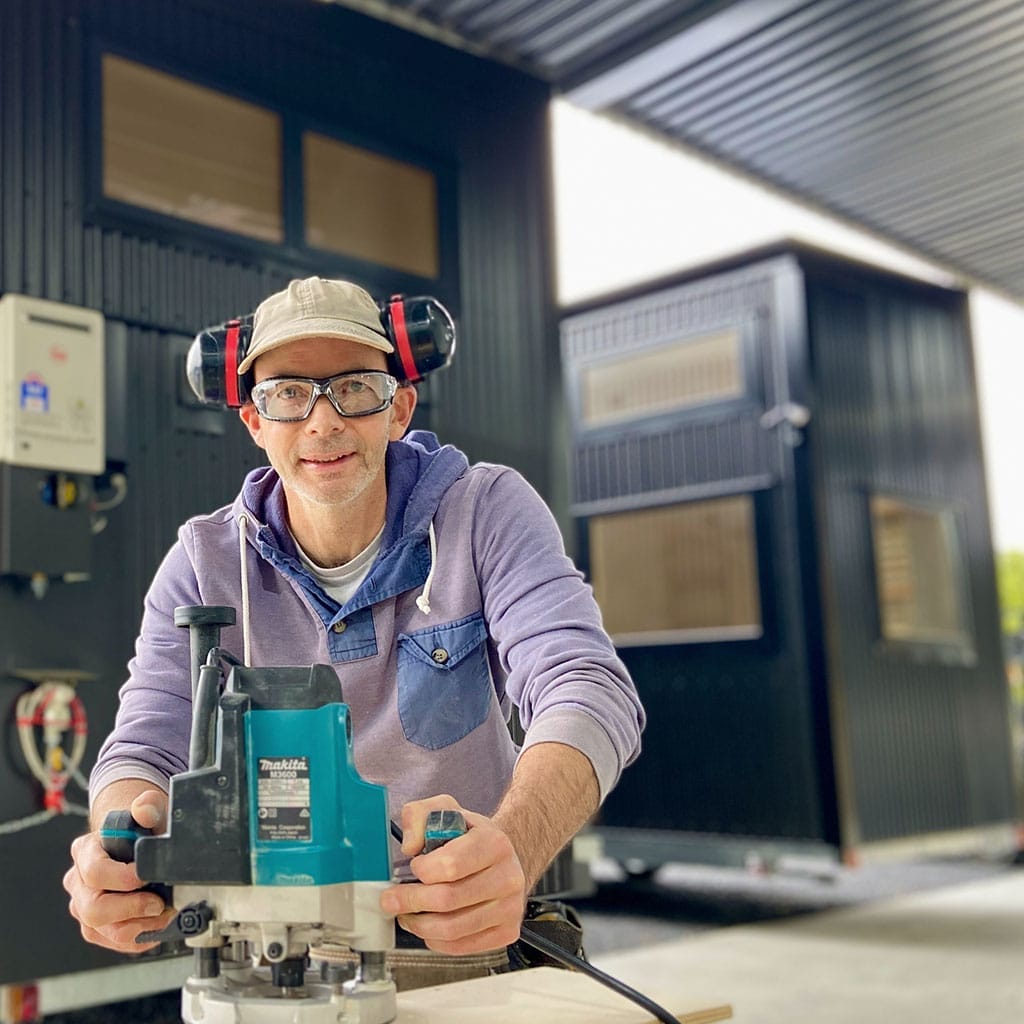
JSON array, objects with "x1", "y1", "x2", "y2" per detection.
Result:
[
  {"x1": 238, "y1": 514, "x2": 252, "y2": 665},
  {"x1": 415, "y1": 521, "x2": 437, "y2": 616}
]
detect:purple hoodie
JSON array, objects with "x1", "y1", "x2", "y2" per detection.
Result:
[{"x1": 91, "y1": 431, "x2": 644, "y2": 871}]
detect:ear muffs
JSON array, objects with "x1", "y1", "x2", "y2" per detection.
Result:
[
  {"x1": 185, "y1": 315, "x2": 255, "y2": 408},
  {"x1": 379, "y1": 295, "x2": 455, "y2": 385},
  {"x1": 185, "y1": 295, "x2": 455, "y2": 409}
]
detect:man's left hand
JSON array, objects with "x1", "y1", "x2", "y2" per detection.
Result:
[{"x1": 380, "y1": 795, "x2": 527, "y2": 955}]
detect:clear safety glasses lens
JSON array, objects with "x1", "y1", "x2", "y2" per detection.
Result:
[{"x1": 252, "y1": 371, "x2": 398, "y2": 421}]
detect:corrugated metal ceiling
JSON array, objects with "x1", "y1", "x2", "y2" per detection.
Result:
[{"x1": 333, "y1": 0, "x2": 1024, "y2": 302}]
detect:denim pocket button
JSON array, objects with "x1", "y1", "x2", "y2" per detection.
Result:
[{"x1": 431, "y1": 648, "x2": 449, "y2": 664}]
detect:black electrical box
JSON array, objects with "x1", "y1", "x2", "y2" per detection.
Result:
[{"x1": 0, "y1": 464, "x2": 92, "y2": 578}]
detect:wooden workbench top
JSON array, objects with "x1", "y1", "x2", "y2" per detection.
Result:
[{"x1": 395, "y1": 964, "x2": 732, "y2": 1023}]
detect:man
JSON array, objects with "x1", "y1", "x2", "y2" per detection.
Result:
[{"x1": 64, "y1": 277, "x2": 644, "y2": 970}]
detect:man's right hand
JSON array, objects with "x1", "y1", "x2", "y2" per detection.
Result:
[{"x1": 63, "y1": 787, "x2": 177, "y2": 953}]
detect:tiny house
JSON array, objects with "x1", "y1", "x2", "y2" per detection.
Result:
[{"x1": 561, "y1": 243, "x2": 1019, "y2": 869}]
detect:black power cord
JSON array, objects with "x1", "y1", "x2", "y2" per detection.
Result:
[
  {"x1": 517, "y1": 924, "x2": 679, "y2": 1024},
  {"x1": 389, "y1": 820, "x2": 680, "y2": 1024}
]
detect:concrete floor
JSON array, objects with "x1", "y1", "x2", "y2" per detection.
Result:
[
  {"x1": 575, "y1": 853, "x2": 1016, "y2": 954},
  {"x1": 578, "y1": 855, "x2": 1024, "y2": 1022},
  {"x1": 42, "y1": 854, "x2": 1022, "y2": 1022}
]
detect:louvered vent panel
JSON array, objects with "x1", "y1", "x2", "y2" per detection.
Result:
[{"x1": 561, "y1": 262, "x2": 786, "y2": 514}]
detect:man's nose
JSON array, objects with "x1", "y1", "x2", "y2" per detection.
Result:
[{"x1": 304, "y1": 392, "x2": 346, "y2": 430}]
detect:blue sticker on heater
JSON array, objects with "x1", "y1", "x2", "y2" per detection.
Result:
[{"x1": 20, "y1": 376, "x2": 49, "y2": 413}]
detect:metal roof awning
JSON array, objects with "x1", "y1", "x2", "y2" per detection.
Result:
[{"x1": 328, "y1": 0, "x2": 1024, "y2": 303}]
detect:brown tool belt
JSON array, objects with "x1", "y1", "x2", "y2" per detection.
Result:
[
  {"x1": 309, "y1": 899, "x2": 584, "y2": 992},
  {"x1": 309, "y1": 941, "x2": 510, "y2": 991}
]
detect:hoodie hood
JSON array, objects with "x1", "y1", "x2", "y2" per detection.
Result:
[
  {"x1": 233, "y1": 430, "x2": 468, "y2": 619},
  {"x1": 237, "y1": 430, "x2": 467, "y2": 541},
  {"x1": 381, "y1": 429, "x2": 469, "y2": 547}
]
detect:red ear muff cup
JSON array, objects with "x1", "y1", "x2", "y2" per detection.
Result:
[
  {"x1": 224, "y1": 321, "x2": 243, "y2": 407},
  {"x1": 383, "y1": 295, "x2": 456, "y2": 385},
  {"x1": 185, "y1": 317, "x2": 253, "y2": 408}
]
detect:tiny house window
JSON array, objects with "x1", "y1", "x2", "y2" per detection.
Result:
[
  {"x1": 589, "y1": 494, "x2": 762, "y2": 646},
  {"x1": 102, "y1": 55, "x2": 283, "y2": 242},
  {"x1": 580, "y1": 329, "x2": 744, "y2": 428},
  {"x1": 303, "y1": 131, "x2": 439, "y2": 279},
  {"x1": 869, "y1": 495, "x2": 971, "y2": 649}
]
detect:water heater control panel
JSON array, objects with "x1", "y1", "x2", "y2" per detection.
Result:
[{"x1": 0, "y1": 294, "x2": 105, "y2": 475}]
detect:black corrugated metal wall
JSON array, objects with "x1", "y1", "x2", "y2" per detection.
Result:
[
  {"x1": 805, "y1": 262, "x2": 1014, "y2": 846},
  {"x1": 0, "y1": 0, "x2": 556, "y2": 986}
]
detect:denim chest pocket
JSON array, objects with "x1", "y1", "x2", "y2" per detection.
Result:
[{"x1": 397, "y1": 613, "x2": 492, "y2": 750}]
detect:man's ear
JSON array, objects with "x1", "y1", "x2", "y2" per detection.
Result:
[
  {"x1": 239, "y1": 404, "x2": 266, "y2": 449},
  {"x1": 389, "y1": 385, "x2": 417, "y2": 440}
]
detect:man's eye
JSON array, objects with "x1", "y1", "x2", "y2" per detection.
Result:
[
  {"x1": 277, "y1": 384, "x2": 304, "y2": 400},
  {"x1": 347, "y1": 380, "x2": 367, "y2": 393}
]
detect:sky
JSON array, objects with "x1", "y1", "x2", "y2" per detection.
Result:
[{"x1": 550, "y1": 99, "x2": 1024, "y2": 552}]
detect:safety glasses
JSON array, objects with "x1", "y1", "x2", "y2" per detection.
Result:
[{"x1": 250, "y1": 371, "x2": 398, "y2": 421}]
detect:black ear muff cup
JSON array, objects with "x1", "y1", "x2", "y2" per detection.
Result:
[
  {"x1": 381, "y1": 295, "x2": 456, "y2": 385},
  {"x1": 186, "y1": 316, "x2": 254, "y2": 408}
]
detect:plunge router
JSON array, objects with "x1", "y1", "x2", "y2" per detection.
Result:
[{"x1": 102, "y1": 605, "x2": 398, "y2": 1024}]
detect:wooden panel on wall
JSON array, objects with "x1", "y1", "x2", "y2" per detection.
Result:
[
  {"x1": 590, "y1": 495, "x2": 762, "y2": 644},
  {"x1": 103, "y1": 54, "x2": 284, "y2": 242},
  {"x1": 304, "y1": 130, "x2": 439, "y2": 278}
]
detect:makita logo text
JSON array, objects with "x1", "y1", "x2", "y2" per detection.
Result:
[{"x1": 259, "y1": 758, "x2": 306, "y2": 771}]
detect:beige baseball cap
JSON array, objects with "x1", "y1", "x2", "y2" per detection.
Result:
[{"x1": 237, "y1": 277, "x2": 393, "y2": 374}]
